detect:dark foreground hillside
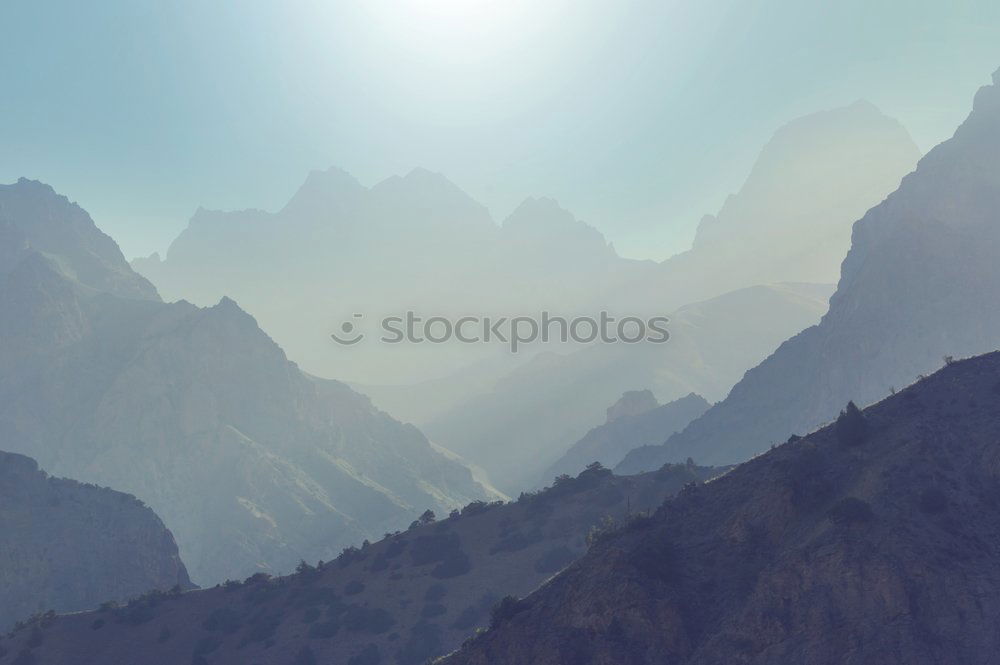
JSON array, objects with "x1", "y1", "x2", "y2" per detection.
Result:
[
  {"x1": 444, "y1": 352, "x2": 1000, "y2": 665},
  {"x1": 0, "y1": 451, "x2": 192, "y2": 632},
  {"x1": 0, "y1": 463, "x2": 720, "y2": 665}
]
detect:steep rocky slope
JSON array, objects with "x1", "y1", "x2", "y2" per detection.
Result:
[
  {"x1": 0, "y1": 180, "x2": 493, "y2": 584},
  {"x1": 541, "y1": 392, "x2": 710, "y2": 483},
  {"x1": 0, "y1": 463, "x2": 722, "y2": 665},
  {"x1": 0, "y1": 451, "x2": 191, "y2": 632},
  {"x1": 618, "y1": 67, "x2": 1000, "y2": 472},
  {"x1": 445, "y1": 352, "x2": 1000, "y2": 665}
]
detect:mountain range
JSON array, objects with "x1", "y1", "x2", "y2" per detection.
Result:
[
  {"x1": 618, "y1": 66, "x2": 1000, "y2": 474},
  {"x1": 424, "y1": 282, "x2": 833, "y2": 492},
  {"x1": 126, "y1": 102, "x2": 920, "y2": 495},
  {"x1": 0, "y1": 179, "x2": 494, "y2": 585},
  {"x1": 134, "y1": 101, "x2": 918, "y2": 396},
  {"x1": 540, "y1": 391, "x2": 711, "y2": 484},
  {"x1": 612, "y1": 100, "x2": 920, "y2": 314}
]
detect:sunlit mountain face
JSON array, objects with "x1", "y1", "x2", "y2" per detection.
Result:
[{"x1": 3, "y1": 4, "x2": 1000, "y2": 665}]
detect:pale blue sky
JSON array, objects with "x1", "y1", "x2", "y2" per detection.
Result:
[{"x1": 2, "y1": 0, "x2": 999, "y2": 260}]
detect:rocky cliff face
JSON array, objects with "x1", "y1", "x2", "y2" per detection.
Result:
[
  {"x1": 0, "y1": 451, "x2": 191, "y2": 632},
  {"x1": 444, "y1": 352, "x2": 1000, "y2": 665},
  {"x1": 0, "y1": 463, "x2": 723, "y2": 665},
  {"x1": 618, "y1": 67, "x2": 1000, "y2": 472},
  {"x1": 0, "y1": 180, "x2": 494, "y2": 585}
]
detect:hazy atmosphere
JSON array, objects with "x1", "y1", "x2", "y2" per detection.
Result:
[
  {"x1": 4, "y1": 3, "x2": 1000, "y2": 664},
  {"x1": 3, "y1": 1, "x2": 998, "y2": 259}
]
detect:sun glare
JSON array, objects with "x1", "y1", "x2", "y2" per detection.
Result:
[{"x1": 361, "y1": 0, "x2": 558, "y2": 66}]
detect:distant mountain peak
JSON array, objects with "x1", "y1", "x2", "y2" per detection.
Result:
[
  {"x1": 606, "y1": 389, "x2": 659, "y2": 423},
  {"x1": 403, "y1": 166, "x2": 448, "y2": 182},
  {"x1": 374, "y1": 166, "x2": 476, "y2": 201},
  {"x1": 504, "y1": 196, "x2": 573, "y2": 226},
  {"x1": 620, "y1": 65, "x2": 1000, "y2": 472},
  {"x1": 280, "y1": 166, "x2": 366, "y2": 217},
  {"x1": 502, "y1": 197, "x2": 614, "y2": 258}
]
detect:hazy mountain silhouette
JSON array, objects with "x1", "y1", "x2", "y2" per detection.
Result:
[
  {"x1": 425, "y1": 283, "x2": 833, "y2": 493},
  {"x1": 0, "y1": 180, "x2": 494, "y2": 584},
  {"x1": 618, "y1": 67, "x2": 1000, "y2": 473},
  {"x1": 444, "y1": 352, "x2": 1000, "y2": 665},
  {"x1": 1, "y1": 178, "x2": 159, "y2": 301},
  {"x1": 135, "y1": 104, "x2": 916, "y2": 393},
  {"x1": 0, "y1": 451, "x2": 192, "y2": 632},
  {"x1": 0, "y1": 463, "x2": 724, "y2": 665},
  {"x1": 135, "y1": 169, "x2": 646, "y2": 386},
  {"x1": 615, "y1": 100, "x2": 920, "y2": 315},
  {"x1": 541, "y1": 392, "x2": 710, "y2": 484}
]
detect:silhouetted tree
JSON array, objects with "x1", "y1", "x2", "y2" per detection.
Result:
[{"x1": 835, "y1": 401, "x2": 868, "y2": 447}]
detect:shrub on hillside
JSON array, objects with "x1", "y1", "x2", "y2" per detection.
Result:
[
  {"x1": 919, "y1": 487, "x2": 949, "y2": 513},
  {"x1": 827, "y1": 497, "x2": 874, "y2": 525},
  {"x1": 421, "y1": 603, "x2": 447, "y2": 618},
  {"x1": 489, "y1": 596, "x2": 526, "y2": 629},
  {"x1": 203, "y1": 607, "x2": 242, "y2": 633},
  {"x1": 432, "y1": 551, "x2": 471, "y2": 579},
  {"x1": 835, "y1": 401, "x2": 868, "y2": 447},
  {"x1": 424, "y1": 583, "x2": 447, "y2": 601},
  {"x1": 293, "y1": 646, "x2": 318, "y2": 665},
  {"x1": 410, "y1": 532, "x2": 461, "y2": 565}
]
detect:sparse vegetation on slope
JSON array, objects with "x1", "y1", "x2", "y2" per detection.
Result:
[
  {"x1": 0, "y1": 463, "x2": 723, "y2": 665},
  {"x1": 445, "y1": 352, "x2": 1000, "y2": 665}
]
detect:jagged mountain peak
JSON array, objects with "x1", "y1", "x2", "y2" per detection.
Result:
[
  {"x1": 606, "y1": 389, "x2": 659, "y2": 423},
  {"x1": 501, "y1": 196, "x2": 614, "y2": 259},
  {"x1": 503, "y1": 196, "x2": 579, "y2": 230},
  {"x1": 280, "y1": 165, "x2": 366, "y2": 216},
  {"x1": 0, "y1": 178, "x2": 159, "y2": 301},
  {"x1": 371, "y1": 167, "x2": 490, "y2": 212}
]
